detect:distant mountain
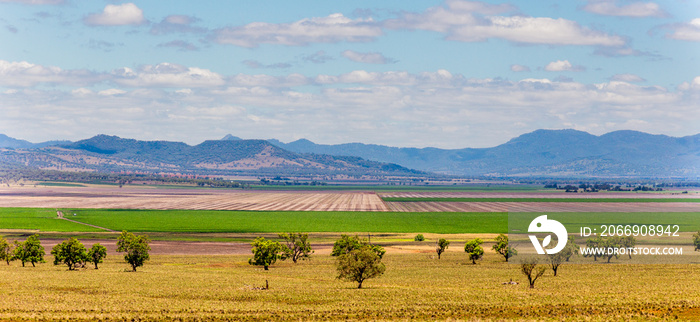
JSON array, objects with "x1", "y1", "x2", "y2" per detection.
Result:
[
  {"x1": 0, "y1": 134, "x2": 71, "y2": 149},
  {"x1": 268, "y1": 129, "x2": 700, "y2": 178},
  {"x1": 221, "y1": 134, "x2": 242, "y2": 141},
  {"x1": 0, "y1": 135, "x2": 422, "y2": 177}
]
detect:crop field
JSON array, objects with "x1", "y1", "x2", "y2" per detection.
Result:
[
  {"x1": 1, "y1": 252, "x2": 700, "y2": 320},
  {"x1": 0, "y1": 187, "x2": 387, "y2": 211},
  {"x1": 385, "y1": 201, "x2": 700, "y2": 212}
]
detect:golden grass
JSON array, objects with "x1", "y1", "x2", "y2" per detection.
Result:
[{"x1": 1, "y1": 252, "x2": 699, "y2": 320}]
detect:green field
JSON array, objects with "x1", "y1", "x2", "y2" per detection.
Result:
[
  {"x1": 383, "y1": 197, "x2": 700, "y2": 202},
  {"x1": 249, "y1": 184, "x2": 543, "y2": 192},
  {"x1": 36, "y1": 182, "x2": 88, "y2": 187},
  {"x1": 0, "y1": 208, "x2": 104, "y2": 232}
]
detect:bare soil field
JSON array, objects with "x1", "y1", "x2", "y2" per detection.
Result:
[
  {"x1": 0, "y1": 186, "x2": 388, "y2": 211},
  {"x1": 386, "y1": 201, "x2": 700, "y2": 212}
]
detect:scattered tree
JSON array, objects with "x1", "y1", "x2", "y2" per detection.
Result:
[
  {"x1": 492, "y1": 234, "x2": 517, "y2": 262},
  {"x1": 521, "y1": 258, "x2": 547, "y2": 289},
  {"x1": 414, "y1": 234, "x2": 425, "y2": 242},
  {"x1": 601, "y1": 237, "x2": 621, "y2": 263},
  {"x1": 331, "y1": 234, "x2": 385, "y2": 259},
  {"x1": 336, "y1": 245, "x2": 386, "y2": 289},
  {"x1": 694, "y1": 231, "x2": 700, "y2": 252},
  {"x1": 116, "y1": 231, "x2": 150, "y2": 272},
  {"x1": 620, "y1": 236, "x2": 636, "y2": 259},
  {"x1": 51, "y1": 237, "x2": 88, "y2": 270},
  {"x1": 12, "y1": 234, "x2": 45, "y2": 267},
  {"x1": 278, "y1": 233, "x2": 313, "y2": 263},
  {"x1": 249, "y1": 237, "x2": 283, "y2": 270},
  {"x1": 583, "y1": 236, "x2": 603, "y2": 262},
  {"x1": 88, "y1": 243, "x2": 108, "y2": 269},
  {"x1": 0, "y1": 237, "x2": 13, "y2": 265},
  {"x1": 547, "y1": 252, "x2": 565, "y2": 276},
  {"x1": 561, "y1": 236, "x2": 580, "y2": 262},
  {"x1": 435, "y1": 238, "x2": 450, "y2": 259},
  {"x1": 464, "y1": 238, "x2": 484, "y2": 264}
]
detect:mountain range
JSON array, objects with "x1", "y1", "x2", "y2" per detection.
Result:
[{"x1": 1, "y1": 129, "x2": 698, "y2": 178}]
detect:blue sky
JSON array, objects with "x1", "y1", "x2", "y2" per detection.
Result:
[{"x1": 0, "y1": 0, "x2": 699, "y2": 148}]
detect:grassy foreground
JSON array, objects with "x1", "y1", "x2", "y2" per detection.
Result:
[{"x1": 1, "y1": 252, "x2": 699, "y2": 320}]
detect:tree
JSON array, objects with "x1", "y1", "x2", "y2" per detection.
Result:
[
  {"x1": 336, "y1": 246, "x2": 386, "y2": 289},
  {"x1": 435, "y1": 238, "x2": 450, "y2": 259},
  {"x1": 414, "y1": 234, "x2": 425, "y2": 242},
  {"x1": 492, "y1": 234, "x2": 517, "y2": 262},
  {"x1": 88, "y1": 243, "x2": 107, "y2": 269},
  {"x1": 620, "y1": 236, "x2": 636, "y2": 259},
  {"x1": 601, "y1": 237, "x2": 621, "y2": 263},
  {"x1": 547, "y1": 252, "x2": 565, "y2": 276},
  {"x1": 331, "y1": 234, "x2": 385, "y2": 259},
  {"x1": 51, "y1": 237, "x2": 88, "y2": 270},
  {"x1": 278, "y1": 233, "x2": 313, "y2": 263},
  {"x1": 116, "y1": 231, "x2": 150, "y2": 272},
  {"x1": 464, "y1": 238, "x2": 484, "y2": 264},
  {"x1": 561, "y1": 236, "x2": 579, "y2": 262},
  {"x1": 694, "y1": 231, "x2": 700, "y2": 252},
  {"x1": 0, "y1": 237, "x2": 13, "y2": 265},
  {"x1": 583, "y1": 236, "x2": 603, "y2": 262},
  {"x1": 12, "y1": 234, "x2": 45, "y2": 267},
  {"x1": 249, "y1": 237, "x2": 283, "y2": 270},
  {"x1": 521, "y1": 259, "x2": 547, "y2": 289}
]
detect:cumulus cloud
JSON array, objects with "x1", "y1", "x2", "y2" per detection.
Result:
[
  {"x1": 341, "y1": 50, "x2": 396, "y2": 64},
  {"x1": 212, "y1": 13, "x2": 382, "y2": 47},
  {"x1": 157, "y1": 40, "x2": 199, "y2": 51},
  {"x1": 111, "y1": 63, "x2": 225, "y2": 87},
  {"x1": 0, "y1": 60, "x2": 104, "y2": 87},
  {"x1": 150, "y1": 15, "x2": 206, "y2": 35},
  {"x1": 511, "y1": 64, "x2": 530, "y2": 72},
  {"x1": 582, "y1": 0, "x2": 667, "y2": 18},
  {"x1": 84, "y1": 3, "x2": 145, "y2": 26},
  {"x1": 662, "y1": 18, "x2": 700, "y2": 41},
  {"x1": 384, "y1": 1, "x2": 626, "y2": 47},
  {"x1": 544, "y1": 60, "x2": 585, "y2": 72},
  {"x1": 610, "y1": 74, "x2": 646, "y2": 82}
]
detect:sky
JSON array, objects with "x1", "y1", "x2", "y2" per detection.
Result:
[{"x1": 0, "y1": 0, "x2": 699, "y2": 148}]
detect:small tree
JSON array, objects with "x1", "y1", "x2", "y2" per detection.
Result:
[
  {"x1": 435, "y1": 238, "x2": 450, "y2": 259},
  {"x1": 492, "y1": 234, "x2": 517, "y2": 262},
  {"x1": 601, "y1": 237, "x2": 621, "y2": 263},
  {"x1": 414, "y1": 234, "x2": 425, "y2": 242},
  {"x1": 12, "y1": 234, "x2": 45, "y2": 267},
  {"x1": 464, "y1": 238, "x2": 484, "y2": 264},
  {"x1": 583, "y1": 236, "x2": 603, "y2": 262},
  {"x1": 521, "y1": 259, "x2": 546, "y2": 289},
  {"x1": 694, "y1": 231, "x2": 700, "y2": 252},
  {"x1": 279, "y1": 233, "x2": 313, "y2": 263},
  {"x1": 331, "y1": 234, "x2": 385, "y2": 259},
  {"x1": 336, "y1": 246, "x2": 386, "y2": 289},
  {"x1": 116, "y1": 231, "x2": 150, "y2": 272},
  {"x1": 547, "y1": 252, "x2": 565, "y2": 276},
  {"x1": 51, "y1": 237, "x2": 88, "y2": 270},
  {"x1": 620, "y1": 236, "x2": 636, "y2": 259},
  {"x1": 561, "y1": 236, "x2": 579, "y2": 262},
  {"x1": 88, "y1": 243, "x2": 108, "y2": 269},
  {"x1": 249, "y1": 237, "x2": 283, "y2": 270},
  {"x1": 0, "y1": 237, "x2": 13, "y2": 265}
]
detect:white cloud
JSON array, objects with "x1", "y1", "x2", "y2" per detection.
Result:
[
  {"x1": 610, "y1": 74, "x2": 646, "y2": 82},
  {"x1": 384, "y1": 1, "x2": 626, "y2": 47},
  {"x1": 84, "y1": 3, "x2": 145, "y2": 26},
  {"x1": 511, "y1": 64, "x2": 530, "y2": 72},
  {"x1": 112, "y1": 63, "x2": 225, "y2": 87},
  {"x1": 212, "y1": 13, "x2": 382, "y2": 47},
  {"x1": 544, "y1": 60, "x2": 585, "y2": 72},
  {"x1": 0, "y1": 60, "x2": 103, "y2": 87},
  {"x1": 341, "y1": 50, "x2": 396, "y2": 64},
  {"x1": 98, "y1": 89, "x2": 126, "y2": 96},
  {"x1": 150, "y1": 15, "x2": 206, "y2": 34},
  {"x1": 583, "y1": 0, "x2": 667, "y2": 18},
  {"x1": 663, "y1": 18, "x2": 700, "y2": 41}
]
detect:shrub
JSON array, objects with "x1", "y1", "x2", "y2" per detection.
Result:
[{"x1": 414, "y1": 234, "x2": 425, "y2": 242}]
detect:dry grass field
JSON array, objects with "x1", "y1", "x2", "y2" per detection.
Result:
[{"x1": 1, "y1": 251, "x2": 699, "y2": 321}]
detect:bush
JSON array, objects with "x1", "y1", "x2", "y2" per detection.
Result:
[
  {"x1": 414, "y1": 234, "x2": 425, "y2": 242},
  {"x1": 51, "y1": 237, "x2": 88, "y2": 270}
]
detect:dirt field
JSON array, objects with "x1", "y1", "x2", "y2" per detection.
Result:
[
  {"x1": 0, "y1": 186, "x2": 388, "y2": 211},
  {"x1": 386, "y1": 201, "x2": 700, "y2": 212}
]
